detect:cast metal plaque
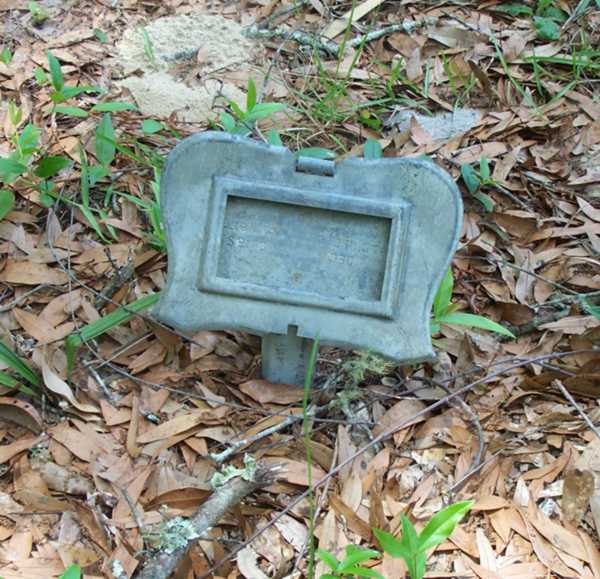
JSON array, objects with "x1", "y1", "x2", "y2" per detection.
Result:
[{"x1": 154, "y1": 132, "x2": 462, "y2": 366}]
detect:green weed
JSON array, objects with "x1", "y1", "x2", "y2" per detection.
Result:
[
  {"x1": 47, "y1": 52, "x2": 102, "y2": 117},
  {"x1": 59, "y1": 564, "x2": 81, "y2": 579},
  {"x1": 460, "y1": 155, "x2": 496, "y2": 212},
  {"x1": 0, "y1": 107, "x2": 73, "y2": 211},
  {"x1": 302, "y1": 336, "x2": 320, "y2": 577},
  {"x1": 431, "y1": 268, "x2": 516, "y2": 338},
  {"x1": 495, "y1": 2, "x2": 566, "y2": 40},
  {"x1": 94, "y1": 28, "x2": 108, "y2": 44},
  {"x1": 28, "y1": 1, "x2": 48, "y2": 25},
  {"x1": 139, "y1": 27, "x2": 157, "y2": 69},
  {"x1": 110, "y1": 135, "x2": 167, "y2": 250},
  {"x1": 374, "y1": 501, "x2": 473, "y2": 579},
  {"x1": 317, "y1": 545, "x2": 383, "y2": 579},
  {"x1": 0, "y1": 341, "x2": 42, "y2": 397},
  {"x1": 1, "y1": 46, "x2": 12, "y2": 65},
  {"x1": 220, "y1": 78, "x2": 286, "y2": 136},
  {"x1": 583, "y1": 299, "x2": 600, "y2": 320}
]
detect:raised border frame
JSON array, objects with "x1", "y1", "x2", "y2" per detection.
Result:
[{"x1": 198, "y1": 176, "x2": 410, "y2": 319}]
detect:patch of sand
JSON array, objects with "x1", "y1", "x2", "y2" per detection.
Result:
[{"x1": 117, "y1": 12, "x2": 259, "y2": 123}]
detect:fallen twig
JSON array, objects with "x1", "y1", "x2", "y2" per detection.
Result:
[
  {"x1": 210, "y1": 410, "x2": 307, "y2": 464},
  {"x1": 553, "y1": 379, "x2": 600, "y2": 442},
  {"x1": 424, "y1": 377, "x2": 486, "y2": 493},
  {"x1": 245, "y1": 25, "x2": 339, "y2": 54},
  {"x1": 245, "y1": 18, "x2": 430, "y2": 55},
  {"x1": 134, "y1": 464, "x2": 278, "y2": 579}
]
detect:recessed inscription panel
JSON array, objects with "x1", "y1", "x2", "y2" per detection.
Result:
[
  {"x1": 199, "y1": 177, "x2": 409, "y2": 317},
  {"x1": 217, "y1": 196, "x2": 391, "y2": 302}
]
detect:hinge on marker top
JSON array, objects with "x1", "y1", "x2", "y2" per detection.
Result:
[{"x1": 295, "y1": 156, "x2": 335, "y2": 177}]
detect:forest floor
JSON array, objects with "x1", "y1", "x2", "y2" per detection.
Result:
[{"x1": 1, "y1": 0, "x2": 600, "y2": 577}]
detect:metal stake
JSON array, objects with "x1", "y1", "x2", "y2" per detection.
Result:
[{"x1": 261, "y1": 325, "x2": 314, "y2": 386}]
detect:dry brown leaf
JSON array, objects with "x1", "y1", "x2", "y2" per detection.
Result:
[
  {"x1": 489, "y1": 508, "x2": 513, "y2": 544},
  {"x1": 0, "y1": 530, "x2": 33, "y2": 562},
  {"x1": 112, "y1": 465, "x2": 152, "y2": 522},
  {"x1": 0, "y1": 397, "x2": 42, "y2": 433},
  {"x1": 237, "y1": 545, "x2": 269, "y2": 579},
  {"x1": 126, "y1": 395, "x2": 141, "y2": 458},
  {"x1": 527, "y1": 502, "x2": 588, "y2": 561},
  {"x1": 329, "y1": 494, "x2": 371, "y2": 541},
  {"x1": 473, "y1": 495, "x2": 510, "y2": 511},
  {"x1": 34, "y1": 351, "x2": 99, "y2": 414},
  {"x1": 238, "y1": 379, "x2": 304, "y2": 404},
  {"x1": 37, "y1": 461, "x2": 93, "y2": 495},
  {"x1": 99, "y1": 400, "x2": 131, "y2": 426},
  {"x1": 48, "y1": 423, "x2": 98, "y2": 462},
  {"x1": 261, "y1": 457, "x2": 326, "y2": 486},
  {"x1": 0, "y1": 261, "x2": 69, "y2": 285},
  {"x1": 373, "y1": 398, "x2": 427, "y2": 437},
  {"x1": 108, "y1": 543, "x2": 138, "y2": 578},
  {"x1": 563, "y1": 469, "x2": 594, "y2": 525},
  {"x1": 38, "y1": 290, "x2": 82, "y2": 327},
  {"x1": 127, "y1": 340, "x2": 166, "y2": 374},
  {"x1": 0, "y1": 436, "x2": 42, "y2": 464},
  {"x1": 0, "y1": 558, "x2": 66, "y2": 579},
  {"x1": 137, "y1": 409, "x2": 226, "y2": 443},
  {"x1": 146, "y1": 487, "x2": 210, "y2": 510},
  {"x1": 521, "y1": 515, "x2": 575, "y2": 576},
  {"x1": 476, "y1": 528, "x2": 499, "y2": 573},
  {"x1": 321, "y1": 0, "x2": 385, "y2": 39},
  {"x1": 14, "y1": 309, "x2": 61, "y2": 344},
  {"x1": 12, "y1": 489, "x2": 70, "y2": 512},
  {"x1": 521, "y1": 447, "x2": 570, "y2": 482},
  {"x1": 71, "y1": 501, "x2": 111, "y2": 553}
]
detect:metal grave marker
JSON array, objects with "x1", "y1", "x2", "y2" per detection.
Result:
[{"x1": 154, "y1": 132, "x2": 463, "y2": 385}]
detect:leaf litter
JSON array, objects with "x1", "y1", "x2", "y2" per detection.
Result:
[{"x1": 0, "y1": 0, "x2": 599, "y2": 577}]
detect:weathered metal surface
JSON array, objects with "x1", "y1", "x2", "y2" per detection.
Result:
[
  {"x1": 261, "y1": 329, "x2": 312, "y2": 386},
  {"x1": 154, "y1": 131, "x2": 462, "y2": 370}
]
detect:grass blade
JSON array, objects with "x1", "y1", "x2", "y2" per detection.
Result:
[
  {"x1": 436, "y1": 312, "x2": 516, "y2": 338},
  {"x1": 0, "y1": 341, "x2": 41, "y2": 389},
  {"x1": 66, "y1": 293, "x2": 161, "y2": 375}
]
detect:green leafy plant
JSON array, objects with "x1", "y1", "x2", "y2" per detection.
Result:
[
  {"x1": 107, "y1": 135, "x2": 166, "y2": 250},
  {"x1": 142, "y1": 118, "x2": 165, "y2": 135},
  {"x1": 41, "y1": 112, "x2": 122, "y2": 240},
  {"x1": 295, "y1": 146, "x2": 337, "y2": 160},
  {"x1": 0, "y1": 106, "x2": 73, "y2": 210},
  {"x1": 431, "y1": 268, "x2": 516, "y2": 338},
  {"x1": 0, "y1": 341, "x2": 42, "y2": 397},
  {"x1": 1, "y1": 46, "x2": 12, "y2": 65},
  {"x1": 94, "y1": 28, "x2": 108, "y2": 43},
  {"x1": 534, "y1": 0, "x2": 567, "y2": 41},
  {"x1": 112, "y1": 162, "x2": 165, "y2": 250},
  {"x1": 583, "y1": 298, "x2": 600, "y2": 320},
  {"x1": 28, "y1": 0, "x2": 49, "y2": 25},
  {"x1": 47, "y1": 51, "x2": 101, "y2": 117},
  {"x1": 302, "y1": 336, "x2": 320, "y2": 576},
  {"x1": 140, "y1": 27, "x2": 157, "y2": 69},
  {"x1": 374, "y1": 501, "x2": 473, "y2": 579},
  {"x1": 496, "y1": 3, "x2": 534, "y2": 16},
  {"x1": 220, "y1": 79, "x2": 286, "y2": 136},
  {"x1": 317, "y1": 545, "x2": 383, "y2": 579},
  {"x1": 460, "y1": 155, "x2": 496, "y2": 212},
  {"x1": 59, "y1": 564, "x2": 81, "y2": 579},
  {"x1": 496, "y1": 2, "x2": 566, "y2": 40}
]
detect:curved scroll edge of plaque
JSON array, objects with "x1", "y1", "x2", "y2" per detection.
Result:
[{"x1": 153, "y1": 131, "x2": 463, "y2": 366}]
